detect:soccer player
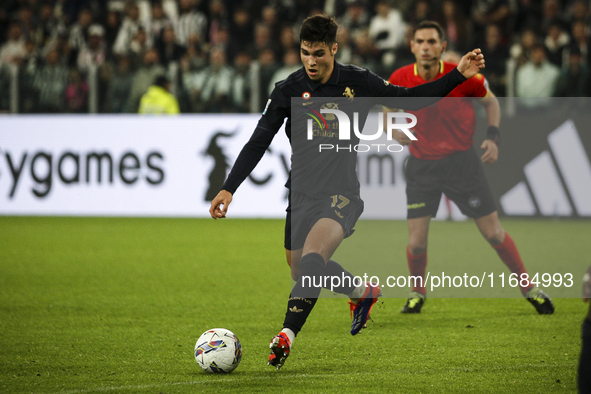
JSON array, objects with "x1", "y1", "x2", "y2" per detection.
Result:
[
  {"x1": 210, "y1": 15, "x2": 485, "y2": 369},
  {"x1": 384, "y1": 21, "x2": 554, "y2": 314}
]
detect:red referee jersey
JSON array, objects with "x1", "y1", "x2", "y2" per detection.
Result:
[{"x1": 388, "y1": 61, "x2": 488, "y2": 160}]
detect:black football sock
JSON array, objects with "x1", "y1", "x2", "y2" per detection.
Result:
[
  {"x1": 579, "y1": 318, "x2": 591, "y2": 393},
  {"x1": 282, "y1": 252, "x2": 325, "y2": 335},
  {"x1": 324, "y1": 259, "x2": 357, "y2": 295}
]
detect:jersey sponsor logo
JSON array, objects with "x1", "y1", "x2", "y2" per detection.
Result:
[
  {"x1": 305, "y1": 108, "x2": 328, "y2": 131},
  {"x1": 342, "y1": 87, "x2": 355, "y2": 101},
  {"x1": 320, "y1": 102, "x2": 339, "y2": 120},
  {"x1": 407, "y1": 202, "x2": 426, "y2": 209}
]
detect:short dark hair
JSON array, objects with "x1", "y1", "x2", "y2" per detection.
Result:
[
  {"x1": 300, "y1": 15, "x2": 338, "y2": 46},
  {"x1": 413, "y1": 20, "x2": 446, "y2": 42},
  {"x1": 154, "y1": 75, "x2": 170, "y2": 87}
]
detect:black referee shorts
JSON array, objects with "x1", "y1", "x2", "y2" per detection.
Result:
[
  {"x1": 284, "y1": 191, "x2": 364, "y2": 251},
  {"x1": 405, "y1": 147, "x2": 496, "y2": 219}
]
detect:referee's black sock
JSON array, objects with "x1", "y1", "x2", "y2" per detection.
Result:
[
  {"x1": 579, "y1": 318, "x2": 591, "y2": 393},
  {"x1": 282, "y1": 253, "x2": 325, "y2": 335},
  {"x1": 325, "y1": 259, "x2": 357, "y2": 295}
]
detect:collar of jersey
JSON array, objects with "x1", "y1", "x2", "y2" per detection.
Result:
[
  {"x1": 413, "y1": 60, "x2": 445, "y2": 78},
  {"x1": 305, "y1": 61, "x2": 341, "y2": 91}
]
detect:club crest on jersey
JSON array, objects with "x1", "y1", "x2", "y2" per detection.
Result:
[
  {"x1": 302, "y1": 92, "x2": 311, "y2": 99},
  {"x1": 343, "y1": 87, "x2": 355, "y2": 101}
]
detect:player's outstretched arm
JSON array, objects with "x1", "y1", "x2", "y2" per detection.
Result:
[
  {"x1": 457, "y1": 48, "x2": 485, "y2": 79},
  {"x1": 209, "y1": 190, "x2": 233, "y2": 219}
]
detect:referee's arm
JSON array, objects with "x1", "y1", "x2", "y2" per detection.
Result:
[{"x1": 478, "y1": 89, "x2": 501, "y2": 164}]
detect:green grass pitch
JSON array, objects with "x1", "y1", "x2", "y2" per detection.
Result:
[{"x1": 0, "y1": 217, "x2": 587, "y2": 393}]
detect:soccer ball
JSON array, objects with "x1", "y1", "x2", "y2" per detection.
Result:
[{"x1": 194, "y1": 328, "x2": 242, "y2": 373}]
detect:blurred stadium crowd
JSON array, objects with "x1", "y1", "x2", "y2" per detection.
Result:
[{"x1": 0, "y1": 0, "x2": 590, "y2": 114}]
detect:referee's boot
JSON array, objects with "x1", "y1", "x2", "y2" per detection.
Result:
[
  {"x1": 524, "y1": 287, "x2": 554, "y2": 314},
  {"x1": 401, "y1": 291, "x2": 426, "y2": 313}
]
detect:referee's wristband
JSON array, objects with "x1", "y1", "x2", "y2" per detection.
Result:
[{"x1": 486, "y1": 126, "x2": 500, "y2": 146}]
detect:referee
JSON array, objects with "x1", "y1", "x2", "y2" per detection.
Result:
[{"x1": 385, "y1": 21, "x2": 554, "y2": 315}]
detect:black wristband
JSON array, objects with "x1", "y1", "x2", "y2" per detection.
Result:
[
  {"x1": 486, "y1": 125, "x2": 500, "y2": 146},
  {"x1": 451, "y1": 67, "x2": 468, "y2": 82}
]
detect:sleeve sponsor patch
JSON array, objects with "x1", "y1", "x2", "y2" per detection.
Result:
[{"x1": 262, "y1": 99, "x2": 272, "y2": 115}]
